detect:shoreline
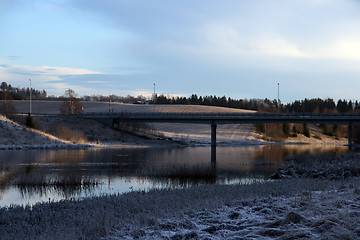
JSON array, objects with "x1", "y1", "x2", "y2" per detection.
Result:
[
  {"x1": 1, "y1": 177, "x2": 359, "y2": 239},
  {"x1": 0, "y1": 139, "x2": 349, "y2": 151}
]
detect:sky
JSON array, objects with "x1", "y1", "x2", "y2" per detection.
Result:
[{"x1": 1, "y1": 0, "x2": 360, "y2": 103}]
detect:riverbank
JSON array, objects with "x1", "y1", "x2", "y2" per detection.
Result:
[
  {"x1": 0, "y1": 114, "x2": 93, "y2": 150},
  {"x1": 3, "y1": 101, "x2": 349, "y2": 148},
  {"x1": 1, "y1": 152, "x2": 360, "y2": 239},
  {"x1": 0, "y1": 114, "x2": 184, "y2": 150}
]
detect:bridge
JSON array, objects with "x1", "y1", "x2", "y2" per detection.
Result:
[
  {"x1": 27, "y1": 111, "x2": 360, "y2": 163},
  {"x1": 73, "y1": 112, "x2": 360, "y2": 164}
]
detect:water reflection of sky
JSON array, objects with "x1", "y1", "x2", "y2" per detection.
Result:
[{"x1": 0, "y1": 145, "x2": 347, "y2": 207}]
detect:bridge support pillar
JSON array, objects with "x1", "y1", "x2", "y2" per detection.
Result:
[
  {"x1": 348, "y1": 122, "x2": 353, "y2": 150},
  {"x1": 211, "y1": 122, "x2": 217, "y2": 165}
]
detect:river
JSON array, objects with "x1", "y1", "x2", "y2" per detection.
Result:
[{"x1": 0, "y1": 144, "x2": 347, "y2": 207}]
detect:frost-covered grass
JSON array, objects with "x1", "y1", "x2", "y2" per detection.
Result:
[
  {"x1": 1, "y1": 178, "x2": 360, "y2": 240},
  {"x1": 109, "y1": 181, "x2": 360, "y2": 240}
]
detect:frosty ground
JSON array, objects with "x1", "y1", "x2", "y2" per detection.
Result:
[
  {"x1": 0, "y1": 114, "x2": 91, "y2": 150},
  {"x1": 2, "y1": 152, "x2": 360, "y2": 239}
]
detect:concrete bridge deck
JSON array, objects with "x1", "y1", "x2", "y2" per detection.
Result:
[{"x1": 78, "y1": 112, "x2": 360, "y2": 125}]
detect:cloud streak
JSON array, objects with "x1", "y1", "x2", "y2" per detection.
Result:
[{"x1": 0, "y1": 63, "x2": 103, "y2": 95}]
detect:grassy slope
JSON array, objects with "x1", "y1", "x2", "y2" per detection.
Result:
[{"x1": 0, "y1": 114, "x2": 75, "y2": 147}]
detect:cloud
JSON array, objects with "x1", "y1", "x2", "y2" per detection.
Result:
[
  {"x1": 86, "y1": 81, "x2": 105, "y2": 84},
  {"x1": 17, "y1": 65, "x2": 101, "y2": 76},
  {"x1": 0, "y1": 62, "x2": 185, "y2": 97},
  {"x1": 0, "y1": 63, "x2": 101, "y2": 79},
  {"x1": 0, "y1": 63, "x2": 103, "y2": 95}
]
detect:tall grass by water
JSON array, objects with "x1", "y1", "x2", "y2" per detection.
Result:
[{"x1": 14, "y1": 174, "x2": 101, "y2": 197}]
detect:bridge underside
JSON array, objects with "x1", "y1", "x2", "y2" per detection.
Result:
[{"x1": 88, "y1": 118, "x2": 360, "y2": 165}]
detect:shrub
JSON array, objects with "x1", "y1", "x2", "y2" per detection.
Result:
[
  {"x1": 291, "y1": 125, "x2": 298, "y2": 137},
  {"x1": 256, "y1": 123, "x2": 288, "y2": 142},
  {"x1": 353, "y1": 126, "x2": 360, "y2": 144},
  {"x1": 283, "y1": 123, "x2": 290, "y2": 137},
  {"x1": 25, "y1": 114, "x2": 35, "y2": 128},
  {"x1": 322, "y1": 124, "x2": 335, "y2": 136},
  {"x1": 56, "y1": 125, "x2": 87, "y2": 143},
  {"x1": 303, "y1": 123, "x2": 310, "y2": 138}
]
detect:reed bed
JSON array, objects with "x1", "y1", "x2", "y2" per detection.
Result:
[{"x1": 13, "y1": 174, "x2": 101, "y2": 197}]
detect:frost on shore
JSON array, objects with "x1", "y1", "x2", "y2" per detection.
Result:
[
  {"x1": 110, "y1": 181, "x2": 360, "y2": 240},
  {"x1": 1, "y1": 178, "x2": 360, "y2": 240}
]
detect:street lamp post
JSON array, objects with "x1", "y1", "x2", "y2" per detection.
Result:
[
  {"x1": 153, "y1": 83, "x2": 156, "y2": 112},
  {"x1": 277, "y1": 83, "x2": 280, "y2": 113},
  {"x1": 29, "y1": 79, "x2": 32, "y2": 115}
]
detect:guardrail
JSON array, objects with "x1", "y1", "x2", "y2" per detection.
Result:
[{"x1": 14, "y1": 112, "x2": 360, "y2": 119}]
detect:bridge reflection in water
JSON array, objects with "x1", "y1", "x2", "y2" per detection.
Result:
[{"x1": 80, "y1": 112, "x2": 360, "y2": 162}]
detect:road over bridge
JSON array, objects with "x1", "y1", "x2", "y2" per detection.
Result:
[
  {"x1": 76, "y1": 112, "x2": 360, "y2": 164},
  {"x1": 81, "y1": 112, "x2": 360, "y2": 125}
]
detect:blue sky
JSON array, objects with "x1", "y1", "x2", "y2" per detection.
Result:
[{"x1": 1, "y1": 0, "x2": 360, "y2": 102}]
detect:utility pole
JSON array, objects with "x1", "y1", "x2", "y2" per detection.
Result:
[
  {"x1": 277, "y1": 82, "x2": 280, "y2": 113},
  {"x1": 29, "y1": 79, "x2": 32, "y2": 115}
]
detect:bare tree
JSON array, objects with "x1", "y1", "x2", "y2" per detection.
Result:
[
  {"x1": 60, "y1": 89, "x2": 84, "y2": 114},
  {"x1": 0, "y1": 89, "x2": 16, "y2": 116}
]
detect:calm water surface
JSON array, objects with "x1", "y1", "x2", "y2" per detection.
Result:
[{"x1": 0, "y1": 145, "x2": 347, "y2": 207}]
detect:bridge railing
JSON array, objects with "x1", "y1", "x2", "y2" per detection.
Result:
[
  {"x1": 78, "y1": 112, "x2": 360, "y2": 118},
  {"x1": 15, "y1": 111, "x2": 360, "y2": 117}
]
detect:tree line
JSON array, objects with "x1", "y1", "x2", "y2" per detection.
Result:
[
  {"x1": 155, "y1": 94, "x2": 360, "y2": 114},
  {"x1": 0, "y1": 82, "x2": 47, "y2": 100},
  {"x1": 1, "y1": 81, "x2": 359, "y2": 114}
]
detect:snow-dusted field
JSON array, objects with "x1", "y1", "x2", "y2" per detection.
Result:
[
  {"x1": 0, "y1": 114, "x2": 89, "y2": 150},
  {"x1": 10, "y1": 100, "x2": 256, "y2": 114}
]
